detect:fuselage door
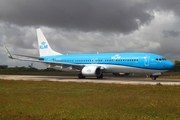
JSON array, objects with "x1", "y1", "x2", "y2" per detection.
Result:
[{"x1": 144, "y1": 56, "x2": 150, "y2": 66}]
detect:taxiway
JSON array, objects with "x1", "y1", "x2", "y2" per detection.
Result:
[{"x1": 0, "y1": 75, "x2": 180, "y2": 85}]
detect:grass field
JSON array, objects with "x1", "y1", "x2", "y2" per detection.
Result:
[{"x1": 0, "y1": 80, "x2": 180, "y2": 120}]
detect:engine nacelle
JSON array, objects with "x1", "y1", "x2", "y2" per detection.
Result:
[{"x1": 82, "y1": 66, "x2": 102, "y2": 76}]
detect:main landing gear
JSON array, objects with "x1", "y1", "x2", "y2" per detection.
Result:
[
  {"x1": 78, "y1": 73, "x2": 103, "y2": 79},
  {"x1": 78, "y1": 73, "x2": 86, "y2": 79},
  {"x1": 97, "y1": 74, "x2": 103, "y2": 79}
]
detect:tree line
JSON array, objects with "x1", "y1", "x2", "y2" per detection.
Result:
[{"x1": 174, "y1": 60, "x2": 180, "y2": 66}]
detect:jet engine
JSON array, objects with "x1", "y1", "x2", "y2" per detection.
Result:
[{"x1": 81, "y1": 66, "x2": 102, "y2": 76}]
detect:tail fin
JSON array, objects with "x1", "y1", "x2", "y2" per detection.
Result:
[{"x1": 36, "y1": 28, "x2": 62, "y2": 57}]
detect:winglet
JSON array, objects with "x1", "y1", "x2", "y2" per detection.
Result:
[{"x1": 4, "y1": 46, "x2": 14, "y2": 59}]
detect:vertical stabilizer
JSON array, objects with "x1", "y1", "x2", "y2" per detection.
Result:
[{"x1": 36, "y1": 28, "x2": 62, "y2": 56}]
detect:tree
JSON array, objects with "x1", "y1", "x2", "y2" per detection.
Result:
[{"x1": 174, "y1": 60, "x2": 180, "y2": 66}]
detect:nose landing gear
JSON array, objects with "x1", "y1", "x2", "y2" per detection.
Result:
[{"x1": 150, "y1": 75, "x2": 159, "y2": 80}]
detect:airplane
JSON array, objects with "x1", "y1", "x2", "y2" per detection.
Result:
[{"x1": 4, "y1": 28, "x2": 174, "y2": 80}]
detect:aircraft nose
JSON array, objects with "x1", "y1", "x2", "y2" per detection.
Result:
[{"x1": 165, "y1": 61, "x2": 174, "y2": 69}]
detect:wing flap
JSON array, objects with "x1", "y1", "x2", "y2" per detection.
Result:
[{"x1": 13, "y1": 54, "x2": 42, "y2": 60}]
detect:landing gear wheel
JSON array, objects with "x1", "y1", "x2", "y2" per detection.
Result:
[
  {"x1": 78, "y1": 73, "x2": 85, "y2": 79},
  {"x1": 152, "y1": 76, "x2": 157, "y2": 80},
  {"x1": 97, "y1": 74, "x2": 103, "y2": 79}
]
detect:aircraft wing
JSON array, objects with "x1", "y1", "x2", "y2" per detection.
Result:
[
  {"x1": 4, "y1": 46, "x2": 40, "y2": 61},
  {"x1": 13, "y1": 54, "x2": 84, "y2": 67},
  {"x1": 4, "y1": 46, "x2": 106, "y2": 71},
  {"x1": 13, "y1": 54, "x2": 41, "y2": 59},
  {"x1": 4, "y1": 46, "x2": 84, "y2": 69}
]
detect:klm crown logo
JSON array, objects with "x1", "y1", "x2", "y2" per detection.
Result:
[
  {"x1": 87, "y1": 69, "x2": 91, "y2": 73},
  {"x1": 39, "y1": 41, "x2": 48, "y2": 49},
  {"x1": 111, "y1": 54, "x2": 121, "y2": 60}
]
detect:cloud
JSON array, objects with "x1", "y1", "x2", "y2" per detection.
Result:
[
  {"x1": 1, "y1": 10, "x2": 180, "y2": 67},
  {"x1": 0, "y1": 0, "x2": 180, "y2": 33},
  {"x1": 0, "y1": 23, "x2": 37, "y2": 49},
  {"x1": 150, "y1": 0, "x2": 180, "y2": 16},
  {"x1": 162, "y1": 30, "x2": 180, "y2": 37},
  {"x1": 0, "y1": 0, "x2": 152, "y2": 33},
  {"x1": 0, "y1": 0, "x2": 180, "y2": 68}
]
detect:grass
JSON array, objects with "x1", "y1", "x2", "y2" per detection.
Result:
[
  {"x1": 0, "y1": 80, "x2": 180, "y2": 120},
  {"x1": 0, "y1": 68, "x2": 79, "y2": 76}
]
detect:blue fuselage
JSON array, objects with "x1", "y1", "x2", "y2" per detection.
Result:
[{"x1": 42, "y1": 52, "x2": 174, "y2": 74}]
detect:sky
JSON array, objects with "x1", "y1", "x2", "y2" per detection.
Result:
[{"x1": 0, "y1": 0, "x2": 180, "y2": 68}]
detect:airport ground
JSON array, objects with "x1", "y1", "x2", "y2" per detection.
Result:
[
  {"x1": 0, "y1": 75, "x2": 180, "y2": 85},
  {"x1": 0, "y1": 78, "x2": 180, "y2": 119},
  {"x1": 1, "y1": 67, "x2": 180, "y2": 119}
]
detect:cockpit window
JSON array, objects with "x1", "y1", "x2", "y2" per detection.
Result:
[{"x1": 156, "y1": 58, "x2": 166, "y2": 61}]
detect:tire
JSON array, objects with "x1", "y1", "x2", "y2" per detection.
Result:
[
  {"x1": 78, "y1": 73, "x2": 85, "y2": 79},
  {"x1": 97, "y1": 74, "x2": 103, "y2": 79}
]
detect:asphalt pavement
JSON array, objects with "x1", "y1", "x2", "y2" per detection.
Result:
[{"x1": 0, "y1": 75, "x2": 180, "y2": 85}]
